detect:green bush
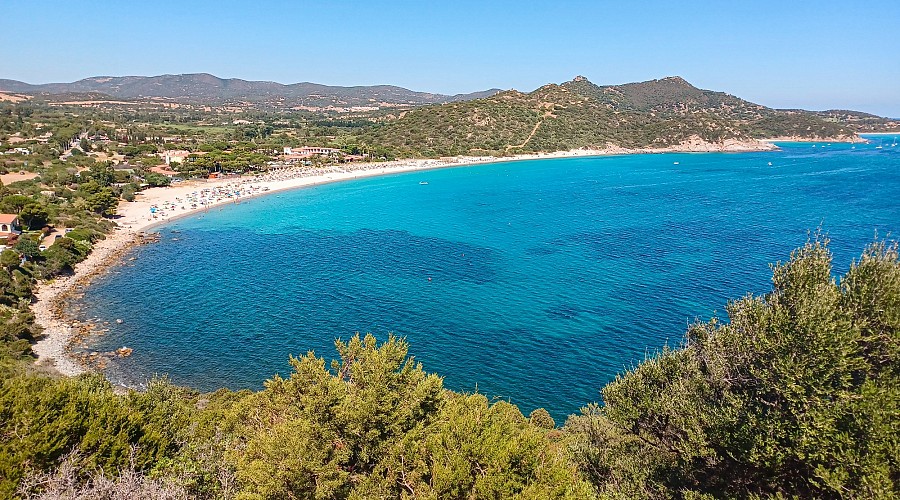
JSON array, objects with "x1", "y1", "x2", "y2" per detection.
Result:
[
  {"x1": 64, "y1": 228, "x2": 100, "y2": 243},
  {"x1": 0, "y1": 375, "x2": 195, "y2": 498},
  {"x1": 570, "y1": 239, "x2": 900, "y2": 499},
  {"x1": 183, "y1": 334, "x2": 590, "y2": 498}
]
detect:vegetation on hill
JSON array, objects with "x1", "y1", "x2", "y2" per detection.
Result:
[
  {"x1": 1, "y1": 335, "x2": 592, "y2": 499},
  {"x1": 355, "y1": 76, "x2": 864, "y2": 157},
  {"x1": 5, "y1": 75, "x2": 894, "y2": 164},
  {"x1": 562, "y1": 76, "x2": 764, "y2": 118},
  {"x1": 811, "y1": 109, "x2": 900, "y2": 133},
  {"x1": 0, "y1": 239, "x2": 897, "y2": 498}
]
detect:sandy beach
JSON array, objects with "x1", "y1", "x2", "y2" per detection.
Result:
[{"x1": 30, "y1": 139, "x2": 779, "y2": 376}]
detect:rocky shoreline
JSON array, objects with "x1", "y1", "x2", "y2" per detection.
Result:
[{"x1": 31, "y1": 229, "x2": 159, "y2": 376}]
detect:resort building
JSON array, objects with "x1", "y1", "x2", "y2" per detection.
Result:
[
  {"x1": 282, "y1": 146, "x2": 342, "y2": 157},
  {"x1": 2, "y1": 147, "x2": 31, "y2": 155},
  {"x1": 150, "y1": 165, "x2": 179, "y2": 177},
  {"x1": 299, "y1": 146, "x2": 341, "y2": 156},
  {"x1": 162, "y1": 150, "x2": 191, "y2": 165}
]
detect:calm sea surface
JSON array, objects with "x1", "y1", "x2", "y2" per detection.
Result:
[{"x1": 76, "y1": 139, "x2": 900, "y2": 420}]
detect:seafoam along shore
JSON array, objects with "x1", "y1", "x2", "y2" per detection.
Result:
[{"x1": 30, "y1": 139, "x2": 779, "y2": 376}]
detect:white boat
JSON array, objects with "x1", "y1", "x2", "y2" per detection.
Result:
[{"x1": 419, "y1": 181, "x2": 429, "y2": 185}]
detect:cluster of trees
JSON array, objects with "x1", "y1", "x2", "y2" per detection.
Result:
[
  {"x1": 0, "y1": 240, "x2": 897, "y2": 498},
  {"x1": 0, "y1": 225, "x2": 102, "y2": 359},
  {"x1": 0, "y1": 149, "x2": 118, "y2": 373},
  {"x1": 0, "y1": 335, "x2": 591, "y2": 498},
  {"x1": 0, "y1": 235, "x2": 85, "y2": 367},
  {"x1": 178, "y1": 143, "x2": 273, "y2": 177}
]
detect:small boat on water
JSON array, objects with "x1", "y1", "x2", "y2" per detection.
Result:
[
  {"x1": 419, "y1": 181, "x2": 429, "y2": 185},
  {"x1": 768, "y1": 162, "x2": 773, "y2": 166},
  {"x1": 673, "y1": 162, "x2": 679, "y2": 165}
]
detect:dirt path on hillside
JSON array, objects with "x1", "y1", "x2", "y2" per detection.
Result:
[{"x1": 507, "y1": 119, "x2": 544, "y2": 151}]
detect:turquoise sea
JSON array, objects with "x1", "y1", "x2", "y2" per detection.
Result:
[{"x1": 76, "y1": 139, "x2": 900, "y2": 420}]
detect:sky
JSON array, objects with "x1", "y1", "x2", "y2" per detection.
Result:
[{"x1": 2, "y1": 0, "x2": 898, "y2": 117}]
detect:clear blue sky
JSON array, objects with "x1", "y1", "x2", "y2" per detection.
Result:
[{"x1": 2, "y1": 0, "x2": 898, "y2": 116}]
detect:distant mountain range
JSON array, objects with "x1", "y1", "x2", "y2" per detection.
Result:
[{"x1": 0, "y1": 73, "x2": 501, "y2": 107}]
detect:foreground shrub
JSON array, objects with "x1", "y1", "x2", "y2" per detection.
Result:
[
  {"x1": 0, "y1": 376, "x2": 194, "y2": 498},
  {"x1": 225, "y1": 334, "x2": 590, "y2": 499},
  {"x1": 569, "y1": 239, "x2": 900, "y2": 498}
]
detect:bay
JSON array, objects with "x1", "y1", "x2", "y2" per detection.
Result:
[{"x1": 76, "y1": 139, "x2": 900, "y2": 420}]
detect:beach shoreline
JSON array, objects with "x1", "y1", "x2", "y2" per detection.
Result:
[
  {"x1": 30, "y1": 138, "x2": 783, "y2": 376},
  {"x1": 762, "y1": 135, "x2": 868, "y2": 143}
]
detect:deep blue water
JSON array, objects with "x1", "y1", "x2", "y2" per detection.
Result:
[{"x1": 76, "y1": 139, "x2": 900, "y2": 421}]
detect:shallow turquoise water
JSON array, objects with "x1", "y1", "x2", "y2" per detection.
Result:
[{"x1": 77, "y1": 139, "x2": 900, "y2": 420}]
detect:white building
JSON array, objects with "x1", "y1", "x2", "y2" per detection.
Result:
[{"x1": 0, "y1": 214, "x2": 22, "y2": 250}]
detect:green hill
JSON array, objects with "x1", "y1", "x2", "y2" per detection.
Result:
[
  {"x1": 355, "y1": 76, "x2": 860, "y2": 157},
  {"x1": 563, "y1": 75, "x2": 763, "y2": 118}
]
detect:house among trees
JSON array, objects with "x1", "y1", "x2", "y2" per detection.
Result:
[
  {"x1": 0, "y1": 214, "x2": 22, "y2": 236},
  {"x1": 0, "y1": 214, "x2": 22, "y2": 250},
  {"x1": 161, "y1": 150, "x2": 191, "y2": 165}
]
